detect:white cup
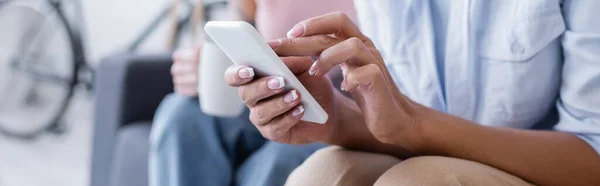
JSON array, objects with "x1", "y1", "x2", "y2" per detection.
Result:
[{"x1": 198, "y1": 41, "x2": 245, "y2": 117}]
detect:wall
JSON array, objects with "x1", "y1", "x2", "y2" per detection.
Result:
[{"x1": 83, "y1": 0, "x2": 172, "y2": 64}]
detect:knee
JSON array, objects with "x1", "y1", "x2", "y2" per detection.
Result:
[
  {"x1": 374, "y1": 156, "x2": 466, "y2": 186},
  {"x1": 286, "y1": 146, "x2": 400, "y2": 186},
  {"x1": 149, "y1": 94, "x2": 202, "y2": 151}
]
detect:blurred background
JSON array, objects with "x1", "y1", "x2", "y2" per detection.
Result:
[{"x1": 0, "y1": 0, "x2": 198, "y2": 185}]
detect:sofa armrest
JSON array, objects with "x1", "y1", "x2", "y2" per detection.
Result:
[{"x1": 90, "y1": 53, "x2": 173, "y2": 186}]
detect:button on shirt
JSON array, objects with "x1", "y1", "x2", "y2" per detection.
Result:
[{"x1": 353, "y1": 0, "x2": 600, "y2": 154}]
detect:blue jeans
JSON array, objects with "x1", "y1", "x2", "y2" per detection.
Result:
[{"x1": 149, "y1": 94, "x2": 325, "y2": 186}]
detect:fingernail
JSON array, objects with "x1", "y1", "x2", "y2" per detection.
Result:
[
  {"x1": 238, "y1": 67, "x2": 255, "y2": 79},
  {"x1": 267, "y1": 39, "x2": 281, "y2": 49},
  {"x1": 287, "y1": 24, "x2": 305, "y2": 38},
  {"x1": 268, "y1": 77, "x2": 285, "y2": 89},
  {"x1": 283, "y1": 90, "x2": 298, "y2": 103},
  {"x1": 292, "y1": 105, "x2": 304, "y2": 116},
  {"x1": 340, "y1": 80, "x2": 346, "y2": 91},
  {"x1": 309, "y1": 61, "x2": 319, "y2": 76}
]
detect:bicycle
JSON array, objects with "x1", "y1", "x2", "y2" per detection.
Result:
[
  {"x1": 0, "y1": 0, "x2": 225, "y2": 140},
  {"x1": 0, "y1": 0, "x2": 90, "y2": 140}
]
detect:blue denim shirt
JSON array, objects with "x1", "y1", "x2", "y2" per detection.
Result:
[{"x1": 354, "y1": 0, "x2": 600, "y2": 154}]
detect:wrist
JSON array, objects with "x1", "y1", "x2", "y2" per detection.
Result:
[
  {"x1": 398, "y1": 102, "x2": 455, "y2": 154},
  {"x1": 400, "y1": 105, "x2": 429, "y2": 153},
  {"x1": 381, "y1": 97, "x2": 431, "y2": 153},
  {"x1": 331, "y1": 91, "x2": 417, "y2": 157}
]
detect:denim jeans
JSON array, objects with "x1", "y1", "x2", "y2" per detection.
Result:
[{"x1": 149, "y1": 94, "x2": 325, "y2": 186}]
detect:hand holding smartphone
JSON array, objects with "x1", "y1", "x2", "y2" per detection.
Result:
[{"x1": 204, "y1": 21, "x2": 328, "y2": 124}]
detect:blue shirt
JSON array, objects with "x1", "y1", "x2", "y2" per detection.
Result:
[{"x1": 354, "y1": 0, "x2": 600, "y2": 154}]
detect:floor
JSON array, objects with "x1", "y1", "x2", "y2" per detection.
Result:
[{"x1": 0, "y1": 88, "x2": 92, "y2": 186}]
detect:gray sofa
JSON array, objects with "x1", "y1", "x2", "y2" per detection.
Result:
[{"x1": 91, "y1": 53, "x2": 173, "y2": 186}]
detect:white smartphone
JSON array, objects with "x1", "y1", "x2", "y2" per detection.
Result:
[{"x1": 204, "y1": 21, "x2": 328, "y2": 124}]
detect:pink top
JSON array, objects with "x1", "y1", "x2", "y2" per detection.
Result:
[{"x1": 254, "y1": 0, "x2": 356, "y2": 40}]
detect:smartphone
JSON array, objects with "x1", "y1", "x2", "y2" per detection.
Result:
[{"x1": 204, "y1": 21, "x2": 328, "y2": 124}]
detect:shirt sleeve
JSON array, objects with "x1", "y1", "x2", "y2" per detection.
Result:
[{"x1": 553, "y1": 0, "x2": 600, "y2": 155}]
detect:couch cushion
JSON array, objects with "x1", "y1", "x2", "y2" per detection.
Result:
[{"x1": 111, "y1": 122, "x2": 151, "y2": 186}]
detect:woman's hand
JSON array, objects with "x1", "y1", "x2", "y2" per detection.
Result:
[
  {"x1": 273, "y1": 12, "x2": 422, "y2": 146},
  {"x1": 224, "y1": 57, "x2": 338, "y2": 144},
  {"x1": 171, "y1": 47, "x2": 200, "y2": 97}
]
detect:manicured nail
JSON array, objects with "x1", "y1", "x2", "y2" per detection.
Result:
[
  {"x1": 268, "y1": 77, "x2": 285, "y2": 89},
  {"x1": 267, "y1": 39, "x2": 281, "y2": 49},
  {"x1": 292, "y1": 105, "x2": 304, "y2": 116},
  {"x1": 238, "y1": 67, "x2": 255, "y2": 79},
  {"x1": 283, "y1": 90, "x2": 298, "y2": 103},
  {"x1": 340, "y1": 80, "x2": 346, "y2": 91},
  {"x1": 287, "y1": 24, "x2": 305, "y2": 38},
  {"x1": 309, "y1": 61, "x2": 319, "y2": 76}
]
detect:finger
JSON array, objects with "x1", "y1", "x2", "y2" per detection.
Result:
[
  {"x1": 280, "y1": 56, "x2": 314, "y2": 75},
  {"x1": 258, "y1": 105, "x2": 305, "y2": 141},
  {"x1": 238, "y1": 76, "x2": 286, "y2": 106},
  {"x1": 174, "y1": 81, "x2": 198, "y2": 92},
  {"x1": 174, "y1": 86, "x2": 198, "y2": 97},
  {"x1": 173, "y1": 47, "x2": 200, "y2": 63},
  {"x1": 170, "y1": 63, "x2": 179, "y2": 75},
  {"x1": 249, "y1": 90, "x2": 302, "y2": 125},
  {"x1": 342, "y1": 64, "x2": 383, "y2": 92},
  {"x1": 174, "y1": 82, "x2": 198, "y2": 90},
  {"x1": 271, "y1": 35, "x2": 342, "y2": 57},
  {"x1": 287, "y1": 12, "x2": 365, "y2": 40},
  {"x1": 173, "y1": 71, "x2": 197, "y2": 84},
  {"x1": 343, "y1": 64, "x2": 407, "y2": 134},
  {"x1": 311, "y1": 37, "x2": 374, "y2": 76},
  {"x1": 224, "y1": 65, "x2": 255, "y2": 86},
  {"x1": 173, "y1": 73, "x2": 197, "y2": 84},
  {"x1": 170, "y1": 62, "x2": 197, "y2": 76}
]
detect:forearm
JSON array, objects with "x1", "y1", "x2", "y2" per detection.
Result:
[
  {"x1": 328, "y1": 90, "x2": 414, "y2": 158},
  {"x1": 412, "y1": 108, "x2": 600, "y2": 185}
]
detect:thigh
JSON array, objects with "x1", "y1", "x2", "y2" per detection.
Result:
[
  {"x1": 151, "y1": 94, "x2": 236, "y2": 151},
  {"x1": 150, "y1": 94, "x2": 253, "y2": 154},
  {"x1": 236, "y1": 142, "x2": 326, "y2": 186},
  {"x1": 149, "y1": 93, "x2": 253, "y2": 186},
  {"x1": 285, "y1": 146, "x2": 401, "y2": 186},
  {"x1": 374, "y1": 156, "x2": 533, "y2": 186},
  {"x1": 150, "y1": 94, "x2": 208, "y2": 152}
]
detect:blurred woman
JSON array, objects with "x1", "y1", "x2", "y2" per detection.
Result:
[{"x1": 148, "y1": 1, "x2": 355, "y2": 186}]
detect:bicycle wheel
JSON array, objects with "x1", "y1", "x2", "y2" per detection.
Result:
[{"x1": 0, "y1": 0, "x2": 76, "y2": 139}]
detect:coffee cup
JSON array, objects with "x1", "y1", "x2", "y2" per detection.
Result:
[{"x1": 198, "y1": 40, "x2": 245, "y2": 117}]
